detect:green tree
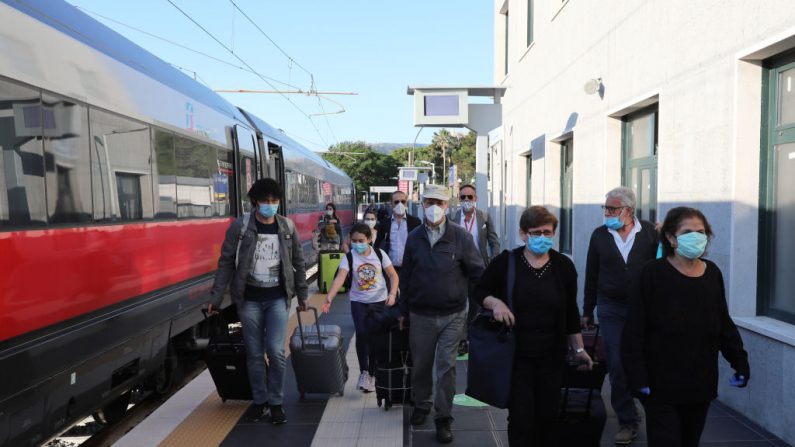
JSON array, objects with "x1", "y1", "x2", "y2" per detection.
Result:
[{"x1": 322, "y1": 141, "x2": 400, "y2": 199}]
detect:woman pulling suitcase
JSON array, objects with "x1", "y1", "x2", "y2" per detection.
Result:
[{"x1": 323, "y1": 223, "x2": 399, "y2": 392}]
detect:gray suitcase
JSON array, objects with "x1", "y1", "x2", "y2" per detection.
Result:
[{"x1": 290, "y1": 307, "x2": 348, "y2": 398}]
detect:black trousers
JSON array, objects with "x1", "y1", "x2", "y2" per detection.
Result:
[
  {"x1": 508, "y1": 354, "x2": 563, "y2": 447},
  {"x1": 642, "y1": 400, "x2": 711, "y2": 447}
]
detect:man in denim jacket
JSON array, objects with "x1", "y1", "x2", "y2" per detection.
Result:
[{"x1": 207, "y1": 178, "x2": 307, "y2": 425}]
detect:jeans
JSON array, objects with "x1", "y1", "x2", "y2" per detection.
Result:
[
  {"x1": 597, "y1": 296, "x2": 640, "y2": 428},
  {"x1": 350, "y1": 300, "x2": 385, "y2": 373},
  {"x1": 409, "y1": 309, "x2": 467, "y2": 420},
  {"x1": 239, "y1": 298, "x2": 289, "y2": 406}
]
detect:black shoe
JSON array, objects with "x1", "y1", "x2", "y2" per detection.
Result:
[
  {"x1": 244, "y1": 403, "x2": 270, "y2": 422},
  {"x1": 457, "y1": 340, "x2": 469, "y2": 356},
  {"x1": 435, "y1": 418, "x2": 454, "y2": 444},
  {"x1": 410, "y1": 407, "x2": 429, "y2": 426},
  {"x1": 269, "y1": 405, "x2": 287, "y2": 425}
]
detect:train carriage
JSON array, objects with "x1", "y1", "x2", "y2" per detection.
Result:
[{"x1": 0, "y1": 1, "x2": 353, "y2": 446}]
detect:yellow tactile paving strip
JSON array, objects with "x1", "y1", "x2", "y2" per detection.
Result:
[{"x1": 157, "y1": 292, "x2": 327, "y2": 447}]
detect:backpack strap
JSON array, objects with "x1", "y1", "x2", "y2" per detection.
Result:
[
  {"x1": 235, "y1": 213, "x2": 251, "y2": 269},
  {"x1": 343, "y1": 252, "x2": 354, "y2": 290}
]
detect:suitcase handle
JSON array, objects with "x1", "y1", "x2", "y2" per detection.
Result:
[{"x1": 295, "y1": 306, "x2": 324, "y2": 351}]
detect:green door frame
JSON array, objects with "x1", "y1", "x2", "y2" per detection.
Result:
[
  {"x1": 621, "y1": 106, "x2": 658, "y2": 223},
  {"x1": 758, "y1": 52, "x2": 795, "y2": 324},
  {"x1": 560, "y1": 139, "x2": 573, "y2": 254}
]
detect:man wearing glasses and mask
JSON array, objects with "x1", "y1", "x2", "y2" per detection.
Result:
[
  {"x1": 450, "y1": 185, "x2": 500, "y2": 355},
  {"x1": 374, "y1": 190, "x2": 421, "y2": 274},
  {"x1": 583, "y1": 186, "x2": 658, "y2": 445}
]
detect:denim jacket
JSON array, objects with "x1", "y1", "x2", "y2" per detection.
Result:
[{"x1": 210, "y1": 214, "x2": 308, "y2": 308}]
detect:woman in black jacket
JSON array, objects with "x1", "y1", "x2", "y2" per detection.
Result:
[
  {"x1": 474, "y1": 206, "x2": 592, "y2": 446},
  {"x1": 621, "y1": 207, "x2": 750, "y2": 447},
  {"x1": 318, "y1": 202, "x2": 343, "y2": 248}
]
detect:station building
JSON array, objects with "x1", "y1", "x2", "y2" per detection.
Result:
[{"x1": 487, "y1": 1, "x2": 795, "y2": 443}]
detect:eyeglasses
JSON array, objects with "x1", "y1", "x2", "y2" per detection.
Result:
[
  {"x1": 527, "y1": 230, "x2": 554, "y2": 237},
  {"x1": 459, "y1": 195, "x2": 474, "y2": 200},
  {"x1": 393, "y1": 200, "x2": 407, "y2": 205},
  {"x1": 601, "y1": 205, "x2": 627, "y2": 215}
]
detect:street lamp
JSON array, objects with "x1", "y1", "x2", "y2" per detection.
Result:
[{"x1": 417, "y1": 160, "x2": 435, "y2": 184}]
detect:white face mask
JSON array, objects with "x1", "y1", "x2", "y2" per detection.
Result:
[
  {"x1": 326, "y1": 209, "x2": 334, "y2": 216},
  {"x1": 364, "y1": 219, "x2": 377, "y2": 228},
  {"x1": 425, "y1": 204, "x2": 445, "y2": 224},
  {"x1": 393, "y1": 203, "x2": 406, "y2": 216}
]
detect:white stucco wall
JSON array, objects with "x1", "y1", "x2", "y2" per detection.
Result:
[{"x1": 491, "y1": 0, "x2": 795, "y2": 443}]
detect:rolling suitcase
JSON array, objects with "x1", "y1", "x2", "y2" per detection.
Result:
[
  {"x1": 204, "y1": 313, "x2": 259, "y2": 401},
  {"x1": 289, "y1": 307, "x2": 348, "y2": 399},
  {"x1": 561, "y1": 324, "x2": 607, "y2": 415},
  {"x1": 371, "y1": 326, "x2": 412, "y2": 411},
  {"x1": 317, "y1": 250, "x2": 346, "y2": 294}
]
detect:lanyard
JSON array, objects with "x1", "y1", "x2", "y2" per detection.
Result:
[{"x1": 463, "y1": 213, "x2": 476, "y2": 234}]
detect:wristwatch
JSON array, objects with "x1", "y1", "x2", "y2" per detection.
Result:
[{"x1": 574, "y1": 347, "x2": 585, "y2": 354}]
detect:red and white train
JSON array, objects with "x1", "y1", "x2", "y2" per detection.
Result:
[{"x1": 0, "y1": 1, "x2": 354, "y2": 445}]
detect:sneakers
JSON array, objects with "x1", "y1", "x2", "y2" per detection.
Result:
[
  {"x1": 362, "y1": 374, "x2": 376, "y2": 393},
  {"x1": 410, "y1": 407, "x2": 429, "y2": 426},
  {"x1": 435, "y1": 418, "x2": 454, "y2": 444},
  {"x1": 269, "y1": 405, "x2": 287, "y2": 425},
  {"x1": 614, "y1": 425, "x2": 638, "y2": 445},
  {"x1": 244, "y1": 403, "x2": 270, "y2": 422},
  {"x1": 357, "y1": 372, "x2": 370, "y2": 391}
]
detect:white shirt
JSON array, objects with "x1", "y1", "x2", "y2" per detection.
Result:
[
  {"x1": 340, "y1": 248, "x2": 393, "y2": 303},
  {"x1": 389, "y1": 216, "x2": 408, "y2": 266},
  {"x1": 460, "y1": 211, "x2": 479, "y2": 247},
  {"x1": 607, "y1": 217, "x2": 643, "y2": 263}
]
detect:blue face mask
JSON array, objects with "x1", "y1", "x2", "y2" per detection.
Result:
[
  {"x1": 351, "y1": 242, "x2": 369, "y2": 254},
  {"x1": 675, "y1": 232, "x2": 708, "y2": 259},
  {"x1": 258, "y1": 203, "x2": 279, "y2": 218},
  {"x1": 604, "y1": 216, "x2": 625, "y2": 230},
  {"x1": 526, "y1": 235, "x2": 554, "y2": 255}
]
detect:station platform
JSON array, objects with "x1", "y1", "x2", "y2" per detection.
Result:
[{"x1": 113, "y1": 286, "x2": 791, "y2": 447}]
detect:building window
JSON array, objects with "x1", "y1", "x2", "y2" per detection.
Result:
[
  {"x1": 502, "y1": 8, "x2": 509, "y2": 76},
  {"x1": 526, "y1": 0, "x2": 534, "y2": 47},
  {"x1": 760, "y1": 52, "x2": 795, "y2": 324},
  {"x1": 560, "y1": 139, "x2": 573, "y2": 254},
  {"x1": 621, "y1": 105, "x2": 658, "y2": 223},
  {"x1": 525, "y1": 155, "x2": 532, "y2": 207}
]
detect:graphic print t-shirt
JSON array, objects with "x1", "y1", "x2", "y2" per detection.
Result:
[
  {"x1": 340, "y1": 248, "x2": 392, "y2": 304},
  {"x1": 244, "y1": 220, "x2": 285, "y2": 301}
]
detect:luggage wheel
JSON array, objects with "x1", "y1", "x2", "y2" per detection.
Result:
[{"x1": 377, "y1": 398, "x2": 382, "y2": 407}]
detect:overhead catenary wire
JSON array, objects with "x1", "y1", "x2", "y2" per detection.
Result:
[
  {"x1": 74, "y1": 5, "x2": 302, "y2": 91},
  {"x1": 165, "y1": 0, "x2": 329, "y2": 148}
]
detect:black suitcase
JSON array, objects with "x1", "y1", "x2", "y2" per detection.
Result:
[
  {"x1": 204, "y1": 313, "x2": 259, "y2": 401},
  {"x1": 371, "y1": 326, "x2": 412, "y2": 410},
  {"x1": 289, "y1": 307, "x2": 348, "y2": 399},
  {"x1": 561, "y1": 324, "x2": 607, "y2": 415}
]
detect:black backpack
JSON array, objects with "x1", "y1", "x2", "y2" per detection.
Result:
[{"x1": 337, "y1": 248, "x2": 389, "y2": 291}]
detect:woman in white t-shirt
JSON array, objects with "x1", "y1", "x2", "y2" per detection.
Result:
[{"x1": 323, "y1": 223, "x2": 399, "y2": 392}]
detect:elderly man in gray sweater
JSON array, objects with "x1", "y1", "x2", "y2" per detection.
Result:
[{"x1": 398, "y1": 184, "x2": 485, "y2": 444}]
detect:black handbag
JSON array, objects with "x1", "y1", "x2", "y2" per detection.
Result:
[{"x1": 465, "y1": 251, "x2": 517, "y2": 409}]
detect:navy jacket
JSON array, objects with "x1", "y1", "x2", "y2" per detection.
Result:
[{"x1": 398, "y1": 219, "x2": 485, "y2": 317}]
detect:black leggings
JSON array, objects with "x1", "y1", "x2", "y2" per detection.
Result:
[
  {"x1": 350, "y1": 300, "x2": 384, "y2": 373},
  {"x1": 508, "y1": 354, "x2": 563, "y2": 446},
  {"x1": 642, "y1": 401, "x2": 711, "y2": 447}
]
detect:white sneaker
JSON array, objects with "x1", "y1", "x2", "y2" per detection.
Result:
[
  {"x1": 357, "y1": 372, "x2": 369, "y2": 391},
  {"x1": 363, "y1": 374, "x2": 376, "y2": 393}
]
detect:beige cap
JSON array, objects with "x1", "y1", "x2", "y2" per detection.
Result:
[{"x1": 423, "y1": 184, "x2": 450, "y2": 201}]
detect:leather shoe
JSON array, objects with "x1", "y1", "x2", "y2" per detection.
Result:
[
  {"x1": 410, "y1": 407, "x2": 429, "y2": 426},
  {"x1": 435, "y1": 418, "x2": 453, "y2": 444}
]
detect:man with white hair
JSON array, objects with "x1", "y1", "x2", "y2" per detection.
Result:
[
  {"x1": 583, "y1": 186, "x2": 658, "y2": 445},
  {"x1": 398, "y1": 184, "x2": 485, "y2": 444}
]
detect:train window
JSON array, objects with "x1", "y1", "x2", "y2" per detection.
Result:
[
  {"x1": 239, "y1": 152, "x2": 255, "y2": 213},
  {"x1": 116, "y1": 172, "x2": 143, "y2": 219},
  {"x1": 42, "y1": 93, "x2": 92, "y2": 224},
  {"x1": 89, "y1": 108, "x2": 154, "y2": 221},
  {"x1": 175, "y1": 136, "x2": 213, "y2": 218},
  {"x1": 0, "y1": 79, "x2": 47, "y2": 228},
  {"x1": 153, "y1": 130, "x2": 176, "y2": 218},
  {"x1": 215, "y1": 148, "x2": 234, "y2": 216}
]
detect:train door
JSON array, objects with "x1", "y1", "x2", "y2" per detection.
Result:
[
  {"x1": 233, "y1": 125, "x2": 257, "y2": 215},
  {"x1": 267, "y1": 143, "x2": 286, "y2": 212}
]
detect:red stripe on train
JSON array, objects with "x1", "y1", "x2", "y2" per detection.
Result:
[{"x1": 0, "y1": 209, "x2": 355, "y2": 341}]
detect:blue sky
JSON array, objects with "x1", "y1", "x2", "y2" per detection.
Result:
[{"x1": 66, "y1": 0, "x2": 494, "y2": 150}]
